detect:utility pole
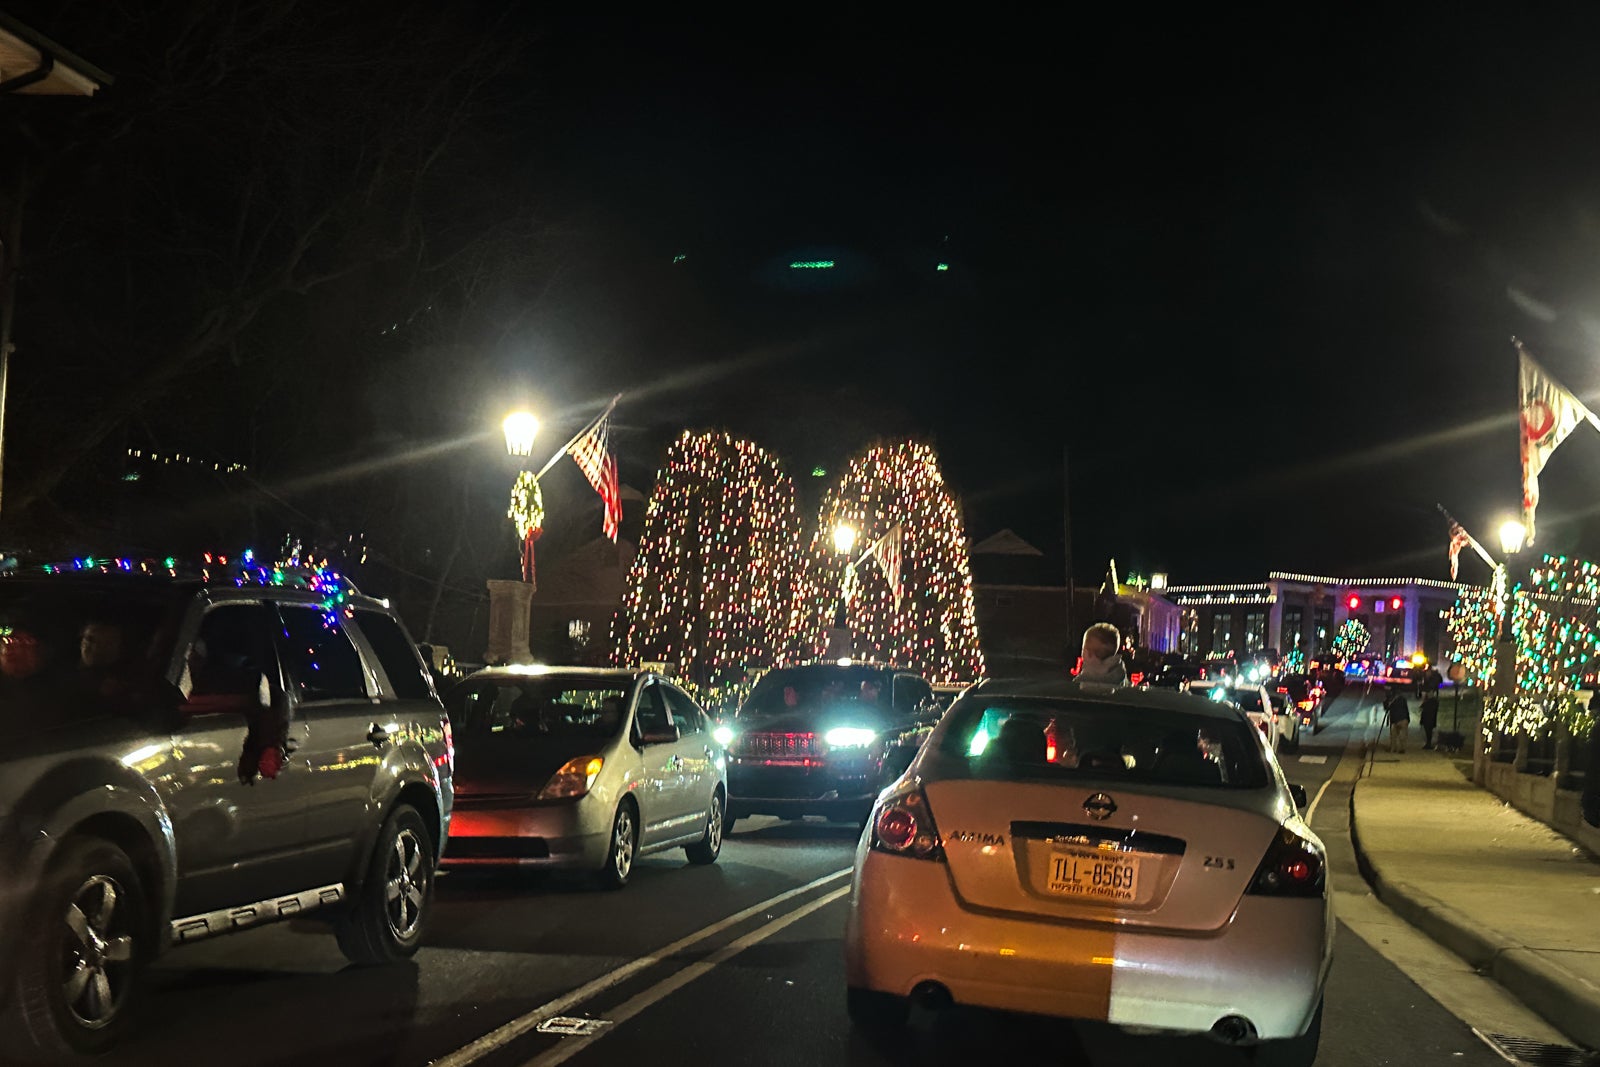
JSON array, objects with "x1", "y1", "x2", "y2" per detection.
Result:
[{"x1": 1062, "y1": 442, "x2": 1074, "y2": 662}]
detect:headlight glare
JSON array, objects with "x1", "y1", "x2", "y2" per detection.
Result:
[{"x1": 824, "y1": 726, "x2": 876, "y2": 748}]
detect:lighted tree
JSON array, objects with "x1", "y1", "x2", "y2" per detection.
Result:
[
  {"x1": 1482, "y1": 554, "x2": 1600, "y2": 740},
  {"x1": 611, "y1": 431, "x2": 804, "y2": 712},
  {"x1": 1445, "y1": 584, "x2": 1502, "y2": 688},
  {"x1": 1330, "y1": 619, "x2": 1370, "y2": 662},
  {"x1": 793, "y1": 440, "x2": 985, "y2": 686}
]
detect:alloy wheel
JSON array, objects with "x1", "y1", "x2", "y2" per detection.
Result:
[
  {"x1": 383, "y1": 827, "x2": 428, "y2": 942},
  {"x1": 59, "y1": 875, "x2": 134, "y2": 1030},
  {"x1": 613, "y1": 809, "x2": 636, "y2": 882},
  {"x1": 707, "y1": 795, "x2": 724, "y2": 854}
]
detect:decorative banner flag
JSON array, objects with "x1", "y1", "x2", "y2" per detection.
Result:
[
  {"x1": 1447, "y1": 519, "x2": 1471, "y2": 581},
  {"x1": 568, "y1": 410, "x2": 621, "y2": 541},
  {"x1": 1518, "y1": 343, "x2": 1600, "y2": 542},
  {"x1": 867, "y1": 523, "x2": 903, "y2": 608}
]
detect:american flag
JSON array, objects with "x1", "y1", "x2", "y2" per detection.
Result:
[
  {"x1": 1448, "y1": 520, "x2": 1471, "y2": 581},
  {"x1": 868, "y1": 523, "x2": 903, "y2": 608},
  {"x1": 569, "y1": 411, "x2": 620, "y2": 541}
]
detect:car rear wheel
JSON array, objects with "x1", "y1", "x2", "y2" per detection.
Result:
[
  {"x1": 7, "y1": 837, "x2": 149, "y2": 1060},
  {"x1": 1249, "y1": 997, "x2": 1322, "y2": 1067},
  {"x1": 846, "y1": 987, "x2": 910, "y2": 1030},
  {"x1": 336, "y1": 803, "x2": 434, "y2": 966},
  {"x1": 597, "y1": 801, "x2": 638, "y2": 889},
  {"x1": 685, "y1": 791, "x2": 724, "y2": 865}
]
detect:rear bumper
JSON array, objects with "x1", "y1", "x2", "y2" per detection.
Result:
[
  {"x1": 442, "y1": 798, "x2": 608, "y2": 870},
  {"x1": 844, "y1": 849, "x2": 1331, "y2": 1040}
]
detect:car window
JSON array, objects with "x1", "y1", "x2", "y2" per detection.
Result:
[
  {"x1": 740, "y1": 666, "x2": 893, "y2": 717},
  {"x1": 448, "y1": 678, "x2": 627, "y2": 740},
  {"x1": 635, "y1": 685, "x2": 672, "y2": 735},
  {"x1": 662, "y1": 685, "x2": 703, "y2": 735},
  {"x1": 353, "y1": 610, "x2": 433, "y2": 700},
  {"x1": 183, "y1": 603, "x2": 276, "y2": 711},
  {"x1": 894, "y1": 675, "x2": 932, "y2": 716},
  {"x1": 275, "y1": 605, "x2": 370, "y2": 702},
  {"x1": 1228, "y1": 688, "x2": 1265, "y2": 712},
  {"x1": 938, "y1": 696, "x2": 1270, "y2": 790}
]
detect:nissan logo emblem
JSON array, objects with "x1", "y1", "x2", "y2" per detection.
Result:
[{"x1": 1083, "y1": 792, "x2": 1117, "y2": 820}]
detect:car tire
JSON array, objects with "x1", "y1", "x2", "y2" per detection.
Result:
[
  {"x1": 7, "y1": 837, "x2": 150, "y2": 1060},
  {"x1": 685, "y1": 791, "x2": 724, "y2": 865},
  {"x1": 847, "y1": 986, "x2": 910, "y2": 1030},
  {"x1": 336, "y1": 803, "x2": 434, "y2": 966},
  {"x1": 597, "y1": 800, "x2": 638, "y2": 889},
  {"x1": 1249, "y1": 997, "x2": 1322, "y2": 1066}
]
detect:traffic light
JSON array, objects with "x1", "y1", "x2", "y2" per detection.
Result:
[
  {"x1": 1390, "y1": 596, "x2": 1403, "y2": 610},
  {"x1": 1346, "y1": 594, "x2": 1361, "y2": 610}
]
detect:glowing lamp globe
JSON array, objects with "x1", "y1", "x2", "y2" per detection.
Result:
[
  {"x1": 832, "y1": 523, "x2": 858, "y2": 555},
  {"x1": 503, "y1": 411, "x2": 540, "y2": 458},
  {"x1": 1498, "y1": 519, "x2": 1527, "y2": 556}
]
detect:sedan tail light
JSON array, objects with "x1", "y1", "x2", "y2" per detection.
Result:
[
  {"x1": 1246, "y1": 826, "x2": 1325, "y2": 897},
  {"x1": 869, "y1": 780, "x2": 944, "y2": 861}
]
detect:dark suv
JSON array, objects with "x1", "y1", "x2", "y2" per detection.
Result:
[
  {"x1": 722, "y1": 663, "x2": 943, "y2": 829},
  {"x1": 0, "y1": 564, "x2": 453, "y2": 1059}
]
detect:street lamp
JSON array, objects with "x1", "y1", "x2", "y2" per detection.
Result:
[
  {"x1": 827, "y1": 521, "x2": 859, "y2": 656},
  {"x1": 1492, "y1": 517, "x2": 1528, "y2": 699},
  {"x1": 1498, "y1": 519, "x2": 1527, "y2": 557},
  {"x1": 503, "y1": 411, "x2": 540, "y2": 458}
]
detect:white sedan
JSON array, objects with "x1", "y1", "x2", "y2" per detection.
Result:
[{"x1": 844, "y1": 680, "x2": 1330, "y2": 1066}]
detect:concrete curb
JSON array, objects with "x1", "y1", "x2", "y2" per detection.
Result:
[{"x1": 1349, "y1": 777, "x2": 1600, "y2": 1050}]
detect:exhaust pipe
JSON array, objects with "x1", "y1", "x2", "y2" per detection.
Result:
[
  {"x1": 1210, "y1": 1015, "x2": 1257, "y2": 1044},
  {"x1": 911, "y1": 981, "x2": 953, "y2": 1011}
]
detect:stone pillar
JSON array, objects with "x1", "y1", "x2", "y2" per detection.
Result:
[{"x1": 484, "y1": 579, "x2": 535, "y2": 665}]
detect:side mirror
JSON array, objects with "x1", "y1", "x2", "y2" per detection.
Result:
[
  {"x1": 639, "y1": 725, "x2": 680, "y2": 746},
  {"x1": 1289, "y1": 783, "x2": 1309, "y2": 809}
]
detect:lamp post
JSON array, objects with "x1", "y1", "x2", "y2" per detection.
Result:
[
  {"x1": 826, "y1": 522, "x2": 858, "y2": 659},
  {"x1": 1490, "y1": 518, "x2": 1528, "y2": 702},
  {"x1": 485, "y1": 409, "x2": 541, "y2": 666}
]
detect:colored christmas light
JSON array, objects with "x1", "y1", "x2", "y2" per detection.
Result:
[{"x1": 1330, "y1": 619, "x2": 1370, "y2": 662}]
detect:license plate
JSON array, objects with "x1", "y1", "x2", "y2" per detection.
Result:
[{"x1": 1047, "y1": 847, "x2": 1140, "y2": 902}]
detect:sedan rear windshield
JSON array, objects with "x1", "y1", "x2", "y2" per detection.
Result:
[
  {"x1": 938, "y1": 697, "x2": 1271, "y2": 790},
  {"x1": 739, "y1": 666, "x2": 892, "y2": 717},
  {"x1": 1226, "y1": 688, "x2": 1265, "y2": 712},
  {"x1": 450, "y1": 678, "x2": 630, "y2": 741}
]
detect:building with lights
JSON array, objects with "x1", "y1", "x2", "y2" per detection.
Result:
[{"x1": 1164, "y1": 572, "x2": 1477, "y2": 664}]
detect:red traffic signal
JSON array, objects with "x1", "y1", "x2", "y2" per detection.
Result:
[
  {"x1": 1346, "y1": 594, "x2": 1361, "y2": 610},
  {"x1": 1390, "y1": 596, "x2": 1403, "y2": 610}
]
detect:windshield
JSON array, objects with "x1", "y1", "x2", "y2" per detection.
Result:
[
  {"x1": 938, "y1": 696, "x2": 1270, "y2": 790},
  {"x1": 739, "y1": 666, "x2": 892, "y2": 717},
  {"x1": 0, "y1": 579, "x2": 188, "y2": 729},
  {"x1": 1227, "y1": 688, "x2": 1265, "y2": 712},
  {"x1": 449, "y1": 677, "x2": 630, "y2": 741}
]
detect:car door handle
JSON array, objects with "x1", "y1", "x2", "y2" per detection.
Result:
[{"x1": 367, "y1": 725, "x2": 390, "y2": 746}]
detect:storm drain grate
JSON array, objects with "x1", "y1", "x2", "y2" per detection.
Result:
[{"x1": 1483, "y1": 1033, "x2": 1600, "y2": 1066}]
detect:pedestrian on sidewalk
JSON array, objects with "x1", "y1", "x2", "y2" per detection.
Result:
[
  {"x1": 1418, "y1": 663, "x2": 1442, "y2": 749},
  {"x1": 1383, "y1": 686, "x2": 1411, "y2": 753}
]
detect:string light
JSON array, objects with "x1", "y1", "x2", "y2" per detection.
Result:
[
  {"x1": 1330, "y1": 619, "x2": 1369, "y2": 662},
  {"x1": 611, "y1": 431, "x2": 803, "y2": 713},
  {"x1": 792, "y1": 440, "x2": 985, "y2": 687}
]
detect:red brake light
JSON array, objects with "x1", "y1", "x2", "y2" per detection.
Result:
[
  {"x1": 1247, "y1": 827, "x2": 1325, "y2": 897},
  {"x1": 1276, "y1": 686, "x2": 1288, "y2": 694},
  {"x1": 870, "y1": 783, "x2": 944, "y2": 861},
  {"x1": 1130, "y1": 671, "x2": 1145, "y2": 686}
]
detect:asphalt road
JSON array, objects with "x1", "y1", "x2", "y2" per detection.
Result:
[{"x1": 15, "y1": 687, "x2": 1536, "y2": 1066}]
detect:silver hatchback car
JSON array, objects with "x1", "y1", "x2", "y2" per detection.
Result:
[
  {"x1": 442, "y1": 667, "x2": 727, "y2": 887},
  {"x1": 845, "y1": 679, "x2": 1331, "y2": 1066}
]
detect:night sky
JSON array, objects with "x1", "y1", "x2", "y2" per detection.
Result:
[{"x1": 15, "y1": 4, "x2": 1600, "y2": 586}]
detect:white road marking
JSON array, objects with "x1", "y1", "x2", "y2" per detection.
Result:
[
  {"x1": 523, "y1": 885, "x2": 853, "y2": 1066},
  {"x1": 1305, "y1": 774, "x2": 1336, "y2": 824},
  {"x1": 1297, "y1": 755, "x2": 1328, "y2": 764},
  {"x1": 430, "y1": 867, "x2": 852, "y2": 1067}
]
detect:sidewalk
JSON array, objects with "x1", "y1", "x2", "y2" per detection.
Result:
[{"x1": 1350, "y1": 741, "x2": 1600, "y2": 1050}]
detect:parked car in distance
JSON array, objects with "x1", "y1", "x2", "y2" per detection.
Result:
[
  {"x1": 844, "y1": 680, "x2": 1329, "y2": 1066},
  {"x1": 721, "y1": 662, "x2": 944, "y2": 829},
  {"x1": 442, "y1": 666, "x2": 727, "y2": 888},
  {"x1": 1226, "y1": 683, "x2": 1299, "y2": 753},
  {"x1": 0, "y1": 563, "x2": 452, "y2": 1060}
]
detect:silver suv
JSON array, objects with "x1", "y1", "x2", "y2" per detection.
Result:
[{"x1": 0, "y1": 564, "x2": 453, "y2": 1059}]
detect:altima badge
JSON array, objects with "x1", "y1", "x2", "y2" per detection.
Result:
[{"x1": 1083, "y1": 792, "x2": 1117, "y2": 820}]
